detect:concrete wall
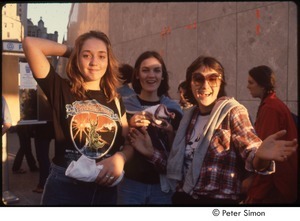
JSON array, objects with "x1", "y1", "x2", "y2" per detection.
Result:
[
  {"x1": 67, "y1": 3, "x2": 109, "y2": 45},
  {"x1": 66, "y1": 2, "x2": 298, "y2": 121}
]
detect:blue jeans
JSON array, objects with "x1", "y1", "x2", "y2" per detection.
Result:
[
  {"x1": 117, "y1": 177, "x2": 173, "y2": 205},
  {"x1": 41, "y1": 163, "x2": 117, "y2": 205}
]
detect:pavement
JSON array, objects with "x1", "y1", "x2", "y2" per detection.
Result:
[{"x1": 2, "y1": 130, "x2": 55, "y2": 206}]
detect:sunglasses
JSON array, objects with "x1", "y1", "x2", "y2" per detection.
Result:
[{"x1": 191, "y1": 73, "x2": 222, "y2": 87}]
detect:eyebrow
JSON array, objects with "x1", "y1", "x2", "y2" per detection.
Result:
[
  {"x1": 192, "y1": 72, "x2": 218, "y2": 75},
  {"x1": 141, "y1": 65, "x2": 162, "y2": 69},
  {"x1": 81, "y1": 50, "x2": 107, "y2": 54}
]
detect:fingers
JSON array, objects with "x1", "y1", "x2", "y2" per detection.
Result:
[
  {"x1": 276, "y1": 155, "x2": 288, "y2": 162},
  {"x1": 93, "y1": 153, "x2": 125, "y2": 186},
  {"x1": 133, "y1": 113, "x2": 151, "y2": 127},
  {"x1": 283, "y1": 139, "x2": 298, "y2": 148},
  {"x1": 129, "y1": 127, "x2": 140, "y2": 139},
  {"x1": 96, "y1": 173, "x2": 116, "y2": 186},
  {"x1": 128, "y1": 127, "x2": 143, "y2": 146},
  {"x1": 138, "y1": 126, "x2": 148, "y2": 135},
  {"x1": 278, "y1": 139, "x2": 297, "y2": 157},
  {"x1": 95, "y1": 169, "x2": 118, "y2": 186},
  {"x1": 272, "y1": 139, "x2": 297, "y2": 162},
  {"x1": 104, "y1": 174, "x2": 116, "y2": 184},
  {"x1": 268, "y1": 130, "x2": 287, "y2": 140},
  {"x1": 129, "y1": 127, "x2": 147, "y2": 138},
  {"x1": 283, "y1": 146, "x2": 297, "y2": 156},
  {"x1": 135, "y1": 119, "x2": 151, "y2": 127}
]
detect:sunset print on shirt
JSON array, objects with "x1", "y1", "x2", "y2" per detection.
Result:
[{"x1": 66, "y1": 99, "x2": 119, "y2": 159}]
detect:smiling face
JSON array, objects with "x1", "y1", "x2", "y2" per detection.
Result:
[
  {"x1": 137, "y1": 57, "x2": 163, "y2": 99},
  {"x1": 191, "y1": 66, "x2": 221, "y2": 113},
  {"x1": 78, "y1": 37, "x2": 108, "y2": 89}
]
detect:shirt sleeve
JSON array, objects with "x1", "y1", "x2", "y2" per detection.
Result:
[
  {"x1": 230, "y1": 105, "x2": 275, "y2": 174},
  {"x1": 147, "y1": 148, "x2": 168, "y2": 173},
  {"x1": 34, "y1": 64, "x2": 69, "y2": 110}
]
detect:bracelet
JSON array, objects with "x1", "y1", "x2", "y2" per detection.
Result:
[{"x1": 117, "y1": 151, "x2": 127, "y2": 162}]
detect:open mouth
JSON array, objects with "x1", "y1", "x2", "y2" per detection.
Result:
[
  {"x1": 196, "y1": 91, "x2": 212, "y2": 98},
  {"x1": 145, "y1": 80, "x2": 157, "y2": 84}
]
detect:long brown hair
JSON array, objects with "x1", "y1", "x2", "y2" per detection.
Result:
[{"x1": 66, "y1": 30, "x2": 120, "y2": 102}]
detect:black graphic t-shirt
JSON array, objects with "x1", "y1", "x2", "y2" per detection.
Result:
[{"x1": 34, "y1": 65, "x2": 125, "y2": 168}]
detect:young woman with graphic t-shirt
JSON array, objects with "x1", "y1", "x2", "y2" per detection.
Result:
[{"x1": 22, "y1": 31, "x2": 133, "y2": 205}]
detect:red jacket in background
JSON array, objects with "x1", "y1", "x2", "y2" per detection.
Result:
[{"x1": 246, "y1": 92, "x2": 298, "y2": 204}]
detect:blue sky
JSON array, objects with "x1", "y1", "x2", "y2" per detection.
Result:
[{"x1": 27, "y1": 3, "x2": 72, "y2": 43}]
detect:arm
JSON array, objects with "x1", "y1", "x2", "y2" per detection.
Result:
[
  {"x1": 229, "y1": 106, "x2": 279, "y2": 172},
  {"x1": 95, "y1": 112, "x2": 134, "y2": 186},
  {"x1": 118, "y1": 110, "x2": 134, "y2": 162},
  {"x1": 231, "y1": 106, "x2": 297, "y2": 173},
  {"x1": 22, "y1": 37, "x2": 69, "y2": 79}
]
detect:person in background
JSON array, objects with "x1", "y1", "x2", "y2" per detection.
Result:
[
  {"x1": 177, "y1": 81, "x2": 193, "y2": 110},
  {"x1": 12, "y1": 90, "x2": 39, "y2": 174},
  {"x1": 244, "y1": 65, "x2": 298, "y2": 204},
  {"x1": 117, "y1": 63, "x2": 135, "y2": 98},
  {"x1": 22, "y1": 30, "x2": 133, "y2": 205},
  {"x1": 167, "y1": 56, "x2": 298, "y2": 205},
  {"x1": 118, "y1": 51, "x2": 183, "y2": 205}
]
